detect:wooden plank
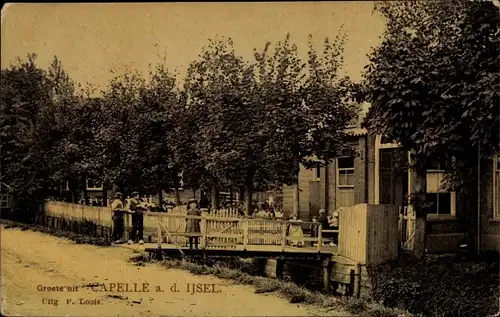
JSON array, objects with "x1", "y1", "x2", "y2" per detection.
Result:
[
  {"x1": 317, "y1": 224, "x2": 322, "y2": 252},
  {"x1": 281, "y1": 223, "x2": 287, "y2": 251}
]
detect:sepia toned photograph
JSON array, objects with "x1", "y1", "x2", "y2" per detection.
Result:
[{"x1": 0, "y1": 2, "x2": 499, "y2": 317}]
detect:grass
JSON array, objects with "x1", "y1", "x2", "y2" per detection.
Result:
[{"x1": 130, "y1": 254, "x2": 416, "y2": 317}]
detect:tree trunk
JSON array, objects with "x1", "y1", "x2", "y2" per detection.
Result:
[
  {"x1": 324, "y1": 162, "x2": 330, "y2": 212},
  {"x1": 211, "y1": 181, "x2": 219, "y2": 210},
  {"x1": 238, "y1": 187, "x2": 245, "y2": 206},
  {"x1": 83, "y1": 189, "x2": 89, "y2": 205},
  {"x1": 174, "y1": 188, "x2": 181, "y2": 205},
  {"x1": 83, "y1": 178, "x2": 90, "y2": 205},
  {"x1": 102, "y1": 185, "x2": 108, "y2": 207},
  {"x1": 292, "y1": 154, "x2": 300, "y2": 218},
  {"x1": 292, "y1": 182, "x2": 300, "y2": 218},
  {"x1": 410, "y1": 155, "x2": 427, "y2": 260},
  {"x1": 158, "y1": 189, "x2": 163, "y2": 208},
  {"x1": 463, "y1": 175, "x2": 478, "y2": 255},
  {"x1": 245, "y1": 184, "x2": 253, "y2": 216},
  {"x1": 70, "y1": 180, "x2": 78, "y2": 203},
  {"x1": 245, "y1": 172, "x2": 255, "y2": 216}
]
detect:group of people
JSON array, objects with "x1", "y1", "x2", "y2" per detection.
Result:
[
  {"x1": 108, "y1": 191, "x2": 339, "y2": 249},
  {"x1": 110, "y1": 191, "x2": 147, "y2": 245},
  {"x1": 313, "y1": 209, "x2": 339, "y2": 244}
]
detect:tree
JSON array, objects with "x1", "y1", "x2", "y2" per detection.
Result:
[
  {"x1": 1, "y1": 54, "x2": 76, "y2": 217},
  {"x1": 137, "y1": 62, "x2": 182, "y2": 203},
  {"x1": 255, "y1": 34, "x2": 358, "y2": 217},
  {"x1": 96, "y1": 65, "x2": 180, "y2": 199},
  {"x1": 362, "y1": 0, "x2": 500, "y2": 256},
  {"x1": 183, "y1": 38, "x2": 269, "y2": 212}
]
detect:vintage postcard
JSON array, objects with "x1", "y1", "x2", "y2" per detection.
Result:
[{"x1": 1, "y1": 2, "x2": 499, "y2": 317}]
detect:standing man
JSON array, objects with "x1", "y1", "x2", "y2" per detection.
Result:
[
  {"x1": 111, "y1": 192, "x2": 126, "y2": 244},
  {"x1": 127, "y1": 191, "x2": 144, "y2": 245}
]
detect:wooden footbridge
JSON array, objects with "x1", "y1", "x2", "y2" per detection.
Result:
[
  {"x1": 141, "y1": 211, "x2": 338, "y2": 261},
  {"x1": 43, "y1": 201, "x2": 402, "y2": 296}
]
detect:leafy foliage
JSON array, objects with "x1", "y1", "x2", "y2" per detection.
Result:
[
  {"x1": 2, "y1": 33, "x2": 358, "y2": 214},
  {"x1": 97, "y1": 66, "x2": 181, "y2": 193},
  {"x1": 368, "y1": 254, "x2": 499, "y2": 317},
  {"x1": 1, "y1": 55, "x2": 72, "y2": 204},
  {"x1": 362, "y1": 0, "x2": 500, "y2": 192}
]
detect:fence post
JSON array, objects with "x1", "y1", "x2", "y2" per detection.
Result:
[
  {"x1": 317, "y1": 224, "x2": 323, "y2": 252},
  {"x1": 243, "y1": 219, "x2": 249, "y2": 250},
  {"x1": 281, "y1": 221, "x2": 287, "y2": 252},
  {"x1": 157, "y1": 217, "x2": 162, "y2": 249},
  {"x1": 201, "y1": 214, "x2": 207, "y2": 250}
]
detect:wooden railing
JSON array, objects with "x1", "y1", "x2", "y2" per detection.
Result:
[
  {"x1": 44, "y1": 201, "x2": 338, "y2": 251},
  {"x1": 146, "y1": 211, "x2": 338, "y2": 252}
]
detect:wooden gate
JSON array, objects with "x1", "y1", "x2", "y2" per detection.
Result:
[{"x1": 398, "y1": 206, "x2": 416, "y2": 250}]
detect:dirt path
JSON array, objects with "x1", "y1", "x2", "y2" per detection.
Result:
[{"x1": 1, "y1": 226, "x2": 344, "y2": 316}]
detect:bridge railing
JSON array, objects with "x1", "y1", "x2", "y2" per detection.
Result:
[{"x1": 143, "y1": 211, "x2": 338, "y2": 252}]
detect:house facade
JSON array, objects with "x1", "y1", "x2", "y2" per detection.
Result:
[{"x1": 283, "y1": 129, "x2": 500, "y2": 253}]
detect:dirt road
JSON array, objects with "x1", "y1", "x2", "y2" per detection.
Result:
[{"x1": 1, "y1": 226, "x2": 344, "y2": 316}]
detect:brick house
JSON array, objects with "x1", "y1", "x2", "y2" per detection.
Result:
[{"x1": 283, "y1": 129, "x2": 500, "y2": 253}]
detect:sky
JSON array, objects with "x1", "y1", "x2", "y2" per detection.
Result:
[{"x1": 1, "y1": 2, "x2": 385, "y2": 99}]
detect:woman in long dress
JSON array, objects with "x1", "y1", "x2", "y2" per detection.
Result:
[
  {"x1": 185, "y1": 199, "x2": 201, "y2": 249},
  {"x1": 288, "y1": 215, "x2": 304, "y2": 247}
]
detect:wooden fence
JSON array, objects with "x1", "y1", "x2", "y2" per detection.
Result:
[
  {"x1": 338, "y1": 204, "x2": 400, "y2": 265},
  {"x1": 43, "y1": 201, "x2": 333, "y2": 249}
]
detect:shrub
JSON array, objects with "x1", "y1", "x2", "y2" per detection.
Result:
[{"x1": 368, "y1": 254, "x2": 499, "y2": 317}]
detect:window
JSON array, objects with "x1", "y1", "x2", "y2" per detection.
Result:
[
  {"x1": 494, "y1": 155, "x2": 500, "y2": 218},
  {"x1": 337, "y1": 157, "x2": 355, "y2": 187},
  {"x1": 426, "y1": 168, "x2": 455, "y2": 216},
  {"x1": 86, "y1": 178, "x2": 103, "y2": 191},
  {"x1": 425, "y1": 193, "x2": 452, "y2": 215},
  {"x1": 316, "y1": 166, "x2": 321, "y2": 179}
]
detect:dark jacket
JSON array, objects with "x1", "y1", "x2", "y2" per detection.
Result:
[
  {"x1": 317, "y1": 215, "x2": 329, "y2": 230},
  {"x1": 186, "y1": 208, "x2": 201, "y2": 233}
]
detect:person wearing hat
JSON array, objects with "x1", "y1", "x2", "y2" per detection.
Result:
[
  {"x1": 185, "y1": 198, "x2": 201, "y2": 249},
  {"x1": 111, "y1": 192, "x2": 126, "y2": 243},
  {"x1": 127, "y1": 191, "x2": 144, "y2": 245}
]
